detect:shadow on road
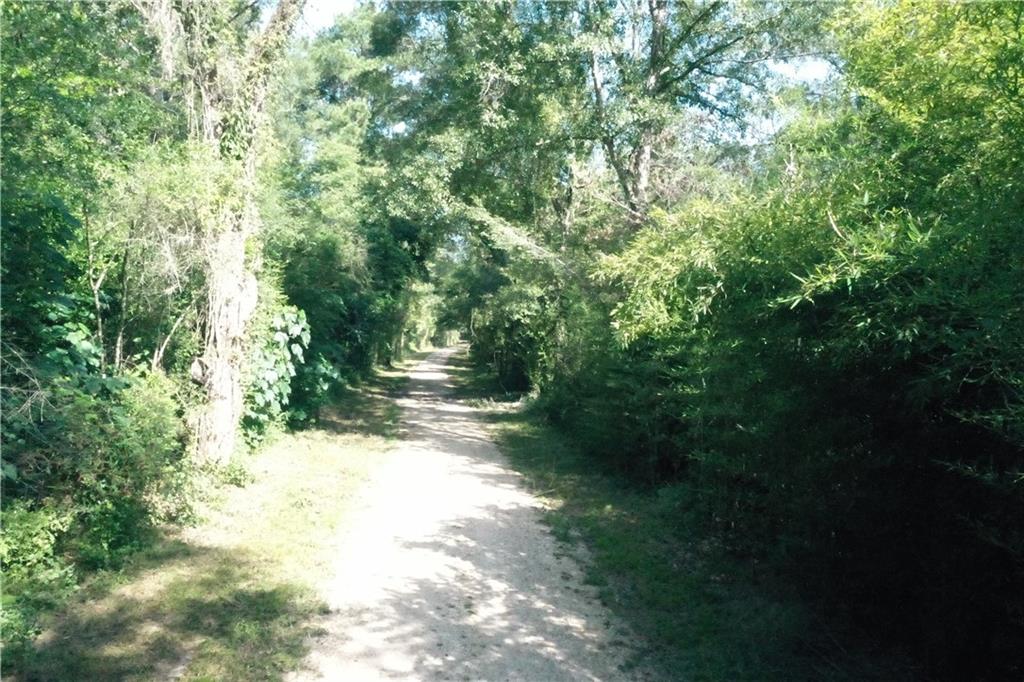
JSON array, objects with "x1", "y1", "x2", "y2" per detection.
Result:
[{"x1": 294, "y1": 348, "x2": 645, "y2": 681}]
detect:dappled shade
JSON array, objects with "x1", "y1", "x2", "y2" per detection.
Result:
[{"x1": 292, "y1": 350, "x2": 645, "y2": 680}]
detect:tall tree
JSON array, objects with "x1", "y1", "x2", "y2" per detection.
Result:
[
  {"x1": 582, "y1": 0, "x2": 805, "y2": 226},
  {"x1": 137, "y1": 0, "x2": 306, "y2": 463}
]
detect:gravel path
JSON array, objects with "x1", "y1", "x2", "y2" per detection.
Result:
[{"x1": 288, "y1": 348, "x2": 648, "y2": 681}]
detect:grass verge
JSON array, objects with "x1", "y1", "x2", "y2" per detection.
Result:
[
  {"x1": 316, "y1": 349, "x2": 432, "y2": 438},
  {"x1": 13, "y1": 353, "x2": 428, "y2": 681},
  {"x1": 446, "y1": 350, "x2": 902, "y2": 681}
]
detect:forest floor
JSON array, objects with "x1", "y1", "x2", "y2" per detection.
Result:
[{"x1": 20, "y1": 348, "x2": 650, "y2": 681}]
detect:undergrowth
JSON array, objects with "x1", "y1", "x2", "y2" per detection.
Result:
[
  {"x1": 448, "y1": 351, "x2": 911, "y2": 681},
  {"x1": 5, "y1": 356, "x2": 422, "y2": 680}
]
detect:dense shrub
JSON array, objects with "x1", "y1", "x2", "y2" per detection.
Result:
[
  {"x1": 242, "y1": 278, "x2": 311, "y2": 443},
  {"x1": 456, "y1": 2, "x2": 1024, "y2": 676},
  {"x1": 590, "y1": 5, "x2": 1023, "y2": 673},
  {"x1": 3, "y1": 369, "x2": 189, "y2": 558},
  {"x1": 1, "y1": 368, "x2": 190, "y2": 663},
  {"x1": 0, "y1": 501, "x2": 76, "y2": 663}
]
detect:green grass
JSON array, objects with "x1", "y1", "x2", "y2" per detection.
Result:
[
  {"x1": 317, "y1": 350, "x2": 431, "y2": 438},
  {"x1": 24, "y1": 544, "x2": 320, "y2": 681},
  {"x1": 12, "y1": 354, "x2": 429, "y2": 681},
  {"x1": 442, "y1": 351, "x2": 518, "y2": 397},
  {"x1": 447, "y1": 351, "x2": 903, "y2": 681}
]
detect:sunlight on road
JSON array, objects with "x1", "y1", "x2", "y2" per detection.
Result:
[{"x1": 289, "y1": 349, "x2": 646, "y2": 681}]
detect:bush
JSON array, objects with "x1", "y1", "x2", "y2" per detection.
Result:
[
  {"x1": 0, "y1": 500, "x2": 76, "y2": 664},
  {"x1": 1, "y1": 365, "x2": 190, "y2": 665},
  {"x1": 16, "y1": 371, "x2": 188, "y2": 562},
  {"x1": 242, "y1": 284, "x2": 310, "y2": 445},
  {"x1": 590, "y1": 7, "x2": 1024, "y2": 670}
]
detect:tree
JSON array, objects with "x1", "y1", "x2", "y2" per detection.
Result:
[
  {"x1": 581, "y1": 0, "x2": 814, "y2": 226},
  {"x1": 136, "y1": 0, "x2": 306, "y2": 463},
  {"x1": 1, "y1": 1, "x2": 176, "y2": 358}
]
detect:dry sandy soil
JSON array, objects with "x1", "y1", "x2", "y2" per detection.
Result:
[{"x1": 289, "y1": 348, "x2": 650, "y2": 681}]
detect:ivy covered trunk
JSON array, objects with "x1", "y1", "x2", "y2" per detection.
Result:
[
  {"x1": 197, "y1": 0, "x2": 303, "y2": 464},
  {"x1": 141, "y1": 0, "x2": 305, "y2": 464},
  {"x1": 193, "y1": 204, "x2": 259, "y2": 463}
]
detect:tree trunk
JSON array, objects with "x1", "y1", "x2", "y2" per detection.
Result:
[
  {"x1": 193, "y1": 206, "x2": 259, "y2": 463},
  {"x1": 587, "y1": 0, "x2": 666, "y2": 230},
  {"x1": 139, "y1": 0, "x2": 305, "y2": 464},
  {"x1": 626, "y1": 0, "x2": 667, "y2": 228},
  {"x1": 628, "y1": 131, "x2": 654, "y2": 224},
  {"x1": 192, "y1": 0, "x2": 305, "y2": 464}
]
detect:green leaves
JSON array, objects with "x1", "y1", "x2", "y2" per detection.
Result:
[{"x1": 242, "y1": 305, "x2": 310, "y2": 445}]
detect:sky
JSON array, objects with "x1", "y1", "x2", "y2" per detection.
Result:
[
  {"x1": 773, "y1": 58, "x2": 833, "y2": 83},
  {"x1": 296, "y1": 0, "x2": 359, "y2": 37}
]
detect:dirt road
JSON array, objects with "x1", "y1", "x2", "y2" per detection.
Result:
[{"x1": 289, "y1": 348, "x2": 646, "y2": 681}]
